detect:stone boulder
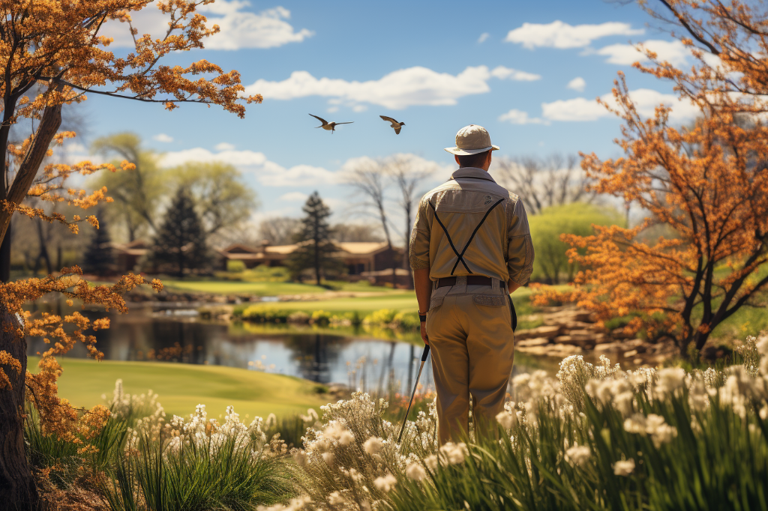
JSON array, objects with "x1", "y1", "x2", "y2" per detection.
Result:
[{"x1": 515, "y1": 325, "x2": 562, "y2": 341}]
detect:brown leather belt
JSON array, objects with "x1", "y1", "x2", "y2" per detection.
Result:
[{"x1": 436, "y1": 276, "x2": 493, "y2": 288}]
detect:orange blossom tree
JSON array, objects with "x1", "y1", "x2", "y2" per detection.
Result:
[
  {"x1": 0, "y1": 0, "x2": 261, "y2": 507},
  {"x1": 534, "y1": 0, "x2": 768, "y2": 356}
]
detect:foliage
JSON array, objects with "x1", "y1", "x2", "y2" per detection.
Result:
[
  {"x1": 364, "y1": 309, "x2": 399, "y2": 327},
  {"x1": 288, "y1": 192, "x2": 345, "y2": 285},
  {"x1": 534, "y1": 1, "x2": 768, "y2": 355},
  {"x1": 227, "y1": 260, "x2": 247, "y2": 273},
  {"x1": 170, "y1": 161, "x2": 258, "y2": 236},
  {"x1": 149, "y1": 187, "x2": 211, "y2": 277},
  {"x1": 91, "y1": 133, "x2": 167, "y2": 241},
  {"x1": 310, "y1": 310, "x2": 332, "y2": 326},
  {"x1": 83, "y1": 217, "x2": 114, "y2": 276},
  {"x1": 529, "y1": 203, "x2": 624, "y2": 284}
]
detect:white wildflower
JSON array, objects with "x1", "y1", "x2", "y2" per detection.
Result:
[
  {"x1": 406, "y1": 461, "x2": 427, "y2": 481},
  {"x1": 363, "y1": 436, "x2": 383, "y2": 455},
  {"x1": 495, "y1": 410, "x2": 517, "y2": 430},
  {"x1": 440, "y1": 442, "x2": 468, "y2": 464},
  {"x1": 656, "y1": 367, "x2": 686, "y2": 395},
  {"x1": 322, "y1": 452, "x2": 334, "y2": 465},
  {"x1": 373, "y1": 473, "x2": 397, "y2": 493},
  {"x1": 623, "y1": 414, "x2": 646, "y2": 434},
  {"x1": 328, "y1": 491, "x2": 345, "y2": 505},
  {"x1": 564, "y1": 444, "x2": 591, "y2": 467},
  {"x1": 613, "y1": 459, "x2": 635, "y2": 476},
  {"x1": 651, "y1": 423, "x2": 678, "y2": 448},
  {"x1": 424, "y1": 454, "x2": 439, "y2": 471},
  {"x1": 323, "y1": 422, "x2": 355, "y2": 446}
]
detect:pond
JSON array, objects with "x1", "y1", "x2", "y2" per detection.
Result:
[{"x1": 26, "y1": 301, "x2": 562, "y2": 395}]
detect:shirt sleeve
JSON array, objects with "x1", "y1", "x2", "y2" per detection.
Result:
[
  {"x1": 506, "y1": 199, "x2": 534, "y2": 285},
  {"x1": 409, "y1": 198, "x2": 431, "y2": 271}
]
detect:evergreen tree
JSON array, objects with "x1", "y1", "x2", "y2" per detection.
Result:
[
  {"x1": 288, "y1": 192, "x2": 344, "y2": 285},
  {"x1": 83, "y1": 218, "x2": 113, "y2": 276},
  {"x1": 150, "y1": 187, "x2": 210, "y2": 277}
]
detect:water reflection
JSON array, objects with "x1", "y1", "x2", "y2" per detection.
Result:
[{"x1": 26, "y1": 304, "x2": 557, "y2": 393}]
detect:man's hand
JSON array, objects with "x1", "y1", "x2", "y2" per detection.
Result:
[{"x1": 420, "y1": 321, "x2": 429, "y2": 346}]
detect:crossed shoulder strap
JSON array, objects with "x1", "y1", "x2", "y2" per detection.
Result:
[{"x1": 428, "y1": 197, "x2": 505, "y2": 276}]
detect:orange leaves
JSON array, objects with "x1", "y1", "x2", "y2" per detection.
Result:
[
  {"x1": 536, "y1": 1, "x2": 768, "y2": 351},
  {"x1": 0, "y1": 351, "x2": 21, "y2": 390}
]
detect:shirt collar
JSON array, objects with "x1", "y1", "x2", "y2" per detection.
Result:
[{"x1": 450, "y1": 167, "x2": 497, "y2": 183}]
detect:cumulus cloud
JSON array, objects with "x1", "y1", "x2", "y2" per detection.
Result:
[
  {"x1": 246, "y1": 65, "x2": 539, "y2": 110},
  {"x1": 505, "y1": 21, "x2": 643, "y2": 49},
  {"x1": 541, "y1": 88, "x2": 700, "y2": 122},
  {"x1": 157, "y1": 147, "x2": 339, "y2": 186},
  {"x1": 102, "y1": 2, "x2": 312, "y2": 50},
  {"x1": 478, "y1": 32, "x2": 490, "y2": 43},
  {"x1": 498, "y1": 109, "x2": 548, "y2": 125},
  {"x1": 215, "y1": 142, "x2": 236, "y2": 151},
  {"x1": 567, "y1": 77, "x2": 586, "y2": 92},
  {"x1": 153, "y1": 133, "x2": 174, "y2": 143},
  {"x1": 490, "y1": 66, "x2": 542, "y2": 81},
  {"x1": 596, "y1": 39, "x2": 690, "y2": 66}
]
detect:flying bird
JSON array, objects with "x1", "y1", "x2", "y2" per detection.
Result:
[
  {"x1": 309, "y1": 114, "x2": 353, "y2": 134},
  {"x1": 380, "y1": 115, "x2": 405, "y2": 134}
]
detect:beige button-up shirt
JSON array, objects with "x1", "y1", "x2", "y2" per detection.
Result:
[{"x1": 409, "y1": 167, "x2": 534, "y2": 285}]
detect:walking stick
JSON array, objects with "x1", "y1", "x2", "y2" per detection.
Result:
[{"x1": 397, "y1": 345, "x2": 430, "y2": 443}]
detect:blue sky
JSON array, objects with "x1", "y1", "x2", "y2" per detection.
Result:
[{"x1": 74, "y1": 0, "x2": 700, "y2": 237}]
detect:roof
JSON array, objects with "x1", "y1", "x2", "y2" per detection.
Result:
[{"x1": 336, "y1": 242, "x2": 391, "y2": 256}]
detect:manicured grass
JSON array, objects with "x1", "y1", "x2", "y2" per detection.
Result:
[
  {"x1": 28, "y1": 357, "x2": 329, "y2": 419},
  {"x1": 161, "y1": 278, "x2": 403, "y2": 296}
]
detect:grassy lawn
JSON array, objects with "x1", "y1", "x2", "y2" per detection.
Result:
[
  {"x1": 233, "y1": 286, "x2": 546, "y2": 316},
  {"x1": 28, "y1": 357, "x2": 329, "y2": 420}
]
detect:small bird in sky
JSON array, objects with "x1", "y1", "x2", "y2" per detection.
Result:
[
  {"x1": 309, "y1": 114, "x2": 353, "y2": 134},
  {"x1": 380, "y1": 115, "x2": 405, "y2": 134}
]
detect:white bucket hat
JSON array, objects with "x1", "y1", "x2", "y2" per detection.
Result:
[{"x1": 444, "y1": 124, "x2": 500, "y2": 155}]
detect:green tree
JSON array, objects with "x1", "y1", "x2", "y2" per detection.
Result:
[
  {"x1": 170, "y1": 161, "x2": 258, "y2": 236},
  {"x1": 529, "y1": 203, "x2": 624, "y2": 284},
  {"x1": 83, "y1": 218, "x2": 113, "y2": 276},
  {"x1": 91, "y1": 133, "x2": 167, "y2": 241},
  {"x1": 288, "y1": 192, "x2": 343, "y2": 285},
  {"x1": 150, "y1": 188, "x2": 211, "y2": 277}
]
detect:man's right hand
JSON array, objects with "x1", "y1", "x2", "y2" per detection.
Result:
[{"x1": 420, "y1": 321, "x2": 429, "y2": 346}]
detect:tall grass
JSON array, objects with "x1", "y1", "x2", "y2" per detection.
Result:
[{"x1": 100, "y1": 434, "x2": 291, "y2": 511}]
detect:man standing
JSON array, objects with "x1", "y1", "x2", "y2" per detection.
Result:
[{"x1": 409, "y1": 125, "x2": 534, "y2": 443}]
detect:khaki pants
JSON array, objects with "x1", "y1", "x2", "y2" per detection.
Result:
[{"x1": 426, "y1": 278, "x2": 515, "y2": 444}]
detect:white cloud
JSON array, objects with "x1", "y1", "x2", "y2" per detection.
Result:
[
  {"x1": 596, "y1": 39, "x2": 690, "y2": 66},
  {"x1": 215, "y1": 142, "x2": 236, "y2": 151},
  {"x1": 541, "y1": 88, "x2": 700, "y2": 122},
  {"x1": 505, "y1": 21, "x2": 643, "y2": 49},
  {"x1": 157, "y1": 147, "x2": 339, "y2": 187},
  {"x1": 279, "y1": 191, "x2": 309, "y2": 202},
  {"x1": 567, "y1": 77, "x2": 586, "y2": 92},
  {"x1": 153, "y1": 133, "x2": 174, "y2": 143},
  {"x1": 245, "y1": 65, "x2": 539, "y2": 110},
  {"x1": 478, "y1": 32, "x2": 490, "y2": 44},
  {"x1": 102, "y1": 2, "x2": 312, "y2": 50},
  {"x1": 490, "y1": 66, "x2": 542, "y2": 82},
  {"x1": 498, "y1": 109, "x2": 548, "y2": 125}
]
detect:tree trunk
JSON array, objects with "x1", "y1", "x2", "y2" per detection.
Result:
[
  {"x1": 0, "y1": 225, "x2": 11, "y2": 283},
  {"x1": 0, "y1": 311, "x2": 39, "y2": 510}
]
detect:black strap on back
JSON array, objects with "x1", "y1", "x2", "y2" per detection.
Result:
[
  {"x1": 429, "y1": 198, "x2": 505, "y2": 276},
  {"x1": 429, "y1": 201, "x2": 471, "y2": 273}
]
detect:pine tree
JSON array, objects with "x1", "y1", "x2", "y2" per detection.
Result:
[
  {"x1": 83, "y1": 218, "x2": 113, "y2": 276},
  {"x1": 150, "y1": 187, "x2": 210, "y2": 277},
  {"x1": 288, "y1": 192, "x2": 344, "y2": 285}
]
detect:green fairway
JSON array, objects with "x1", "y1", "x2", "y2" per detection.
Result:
[
  {"x1": 28, "y1": 357, "x2": 329, "y2": 420},
  {"x1": 235, "y1": 285, "x2": 543, "y2": 315}
]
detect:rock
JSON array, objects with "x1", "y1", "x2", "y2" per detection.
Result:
[
  {"x1": 624, "y1": 349, "x2": 638, "y2": 358},
  {"x1": 516, "y1": 344, "x2": 582, "y2": 357},
  {"x1": 516, "y1": 337, "x2": 550, "y2": 348},
  {"x1": 554, "y1": 335, "x2": 595, "y2": 348},
  {"x1": 595, "y1": 341, "x2": 624, "y2": 353},
  {"x1": 611, "y1": 327, "x2": 634, "y2": 340},
  {"x1": 632, "y1": 358, "x2": 643, "y2": 365},
  {"x1": 515, "y1": 325, "x2": 562, "y2": 340},
  {"x1": 566, "y1": 330, "x2": 598, "y2": 342}
]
